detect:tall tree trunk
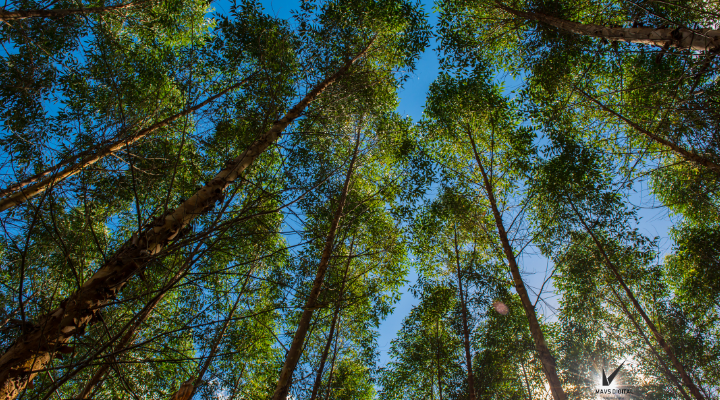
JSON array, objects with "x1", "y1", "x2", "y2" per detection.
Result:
[
  {"x1": 578, "y1": 90, "x2": 720, "y2": 176},
  {"x1": 467, "y1": 129, "x2": 567, "y2": 400},
  {"x1": 309, "y1": 238, "x2": 354, "y2": 400},
  {"x1": 568, "y1": 200, "x2": 706, "y2": 400},
  {"x1": 0, "y1": 3, "x2": 134, "y2": 21},
  {"x1": 453, "y1": 226, "x2": 476, "y2": 400},
  {"x1": 435, "y1": 318, "x2": 443, "y2": 400},
  {"x1": 0, "y1": 78, "x2": 252, "y2": 211},
  {"x1": 168, "y1": 267, "x2": 255, "y2": 400},
  {"x1": 270, "y1": 129, "x2": 362, "y2": 400},
  {"x1": 323, "y1": 330, "x2": 341, "y2": 400},
  {"x1": 495, "y1": 3, "x2": 720, "y2": 52},
  {"x1": 0, "y1": 40, "x2": 373, "y2": 400}
]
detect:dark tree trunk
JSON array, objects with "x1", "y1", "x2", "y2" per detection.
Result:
[{"x1": 496, "y1": 3, "x2": 720, "y2": 52}]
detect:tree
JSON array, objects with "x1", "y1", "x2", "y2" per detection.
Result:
[{"x1": 422, "y1": 71, "x2": 567, "y2": 400}]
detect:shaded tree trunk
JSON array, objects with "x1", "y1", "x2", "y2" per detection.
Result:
[
  {"x1": 0, "y1": 41, "x2": 372, "y2": 400},
  {"x1": 0, "y1": 78, "x2": 252, "y2": 211},
  {"x1": 467, "y1": 129, "x2": 567, "y2": 400},
  {"x1": 453, "y1": 226, "x2": 476, "y2": 400},
  {"x1": 309, "y1": 238, "x2": 354, "y2": 400},
  {"x1": 496, "y1": 3, "x2": 720, "y2": 52},
  {"x1": 270, "y1": 128, "x2": 362, "y2": 400},
  {"x1": 568, "y1": 200, "x2": 706, "y2": 400}
]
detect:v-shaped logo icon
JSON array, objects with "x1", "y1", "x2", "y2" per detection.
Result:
[{"x1": 602, "y1": 361, "x2": 625, "y2": 386}]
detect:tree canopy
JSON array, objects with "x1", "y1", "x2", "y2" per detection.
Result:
[{"x1": 0, "y1": 0, "x2": 718, "y2": 399}]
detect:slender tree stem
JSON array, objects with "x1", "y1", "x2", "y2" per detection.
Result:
[
  {"x1": 309, "y1": 237, "x2": 354, "y2": 400},
  {"x1": 453, "y1": 225, "x2": 476, "y2": 400},
  {"x1": 0, "y1": 77, "x2": 253, "y2": 212},
  {"x1": 270, "y1": 126, "x2": 363, "y2": 400},
  {"x1": 466, "y1": 126, "x2": 567, "y2": 400},
  {"x1": 607, "y1": 285, "x2": 691, "y2": 400},
  {"x1": 168, "y1": 266, "x2": 256, "y2": 400},
  {"x1": 578, "y1": 89, "x2": 720, "y2": 175}
]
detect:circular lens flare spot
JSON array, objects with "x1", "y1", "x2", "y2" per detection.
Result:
[{"x1": 493, "y1": 300, "x2": 509, "y2": 315}]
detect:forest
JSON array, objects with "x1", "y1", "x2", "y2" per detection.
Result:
[{"x1": 0, "y1": 0, "x2": 718, "y2": 398}]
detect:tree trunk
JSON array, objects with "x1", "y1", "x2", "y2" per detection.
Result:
[
  {"x1": 578, "y1": 90, "x2": 720, "y2": 176},
  {"x1": 467, "y1": 129, "x2": 567, "y2": 400},
  {"x1": 568, "y1": 200, "x2": 706, "y2": 400},
  {"x1": 0, "y1": 40, "x2": 373, "y2": 400},
  {"x1": 0, "y1": 78, "x2": 252, "y2": 211},
  {"x1": 323, "y1": 325, "x2": 341, "y2": 400},
  {"x1": 495, "y1": 3, "x2": 720, "y2": 52},
  {"x1": 453, "y1": 226, "x2": 476, "y2": 400},
  {"x1": 167, "y1": 267, "x2": 255, "y2": 400},
  {"x1": 0, "y1": 3, "x2": 134, "y2": 21},
  {"x1": 309, "y1": 238, "x2": 354, "y2": 400},
  {"x1": 270, "y1": 129, "x2": 362, "y2": 400},
  {"x1": 435, "y1": 318, "x2": 443, "y2": 400}
]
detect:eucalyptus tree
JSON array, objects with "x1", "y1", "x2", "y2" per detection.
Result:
[
  {"x1": 380, "y1": 283, "x2": 465, "y2": 400},
  {"x1": 422, "y1": 71, "x2": 567, "y2": 400},
  {"x1": 271, "y1": 111, "x2": 428, "y2": 400},
  {"x1": 382, "y1": 186, "x2": 532, "y2": 400},
  {"x1": 407, "y1": 189, "x2": 502, "y2": 400}
]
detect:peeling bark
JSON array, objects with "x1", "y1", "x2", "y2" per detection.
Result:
[
  {"x1": 270, "y1": 129, "x2": 362, "y2": 400},
  {"x1": 0, "y1": 3, "x2": 134, "y2": 21},
  {"x1": 496, "y1": 3, "x2": 720, "y2": 52},
  {"x1": 0, "y1": 42, "x2": 371, "y2": 400},
  {"x1": 467, "y1": 128, "x2": 567, "y2": 400},
  {"x1": 0, "y1": 78, "x2": 251, "y2": 212}
]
